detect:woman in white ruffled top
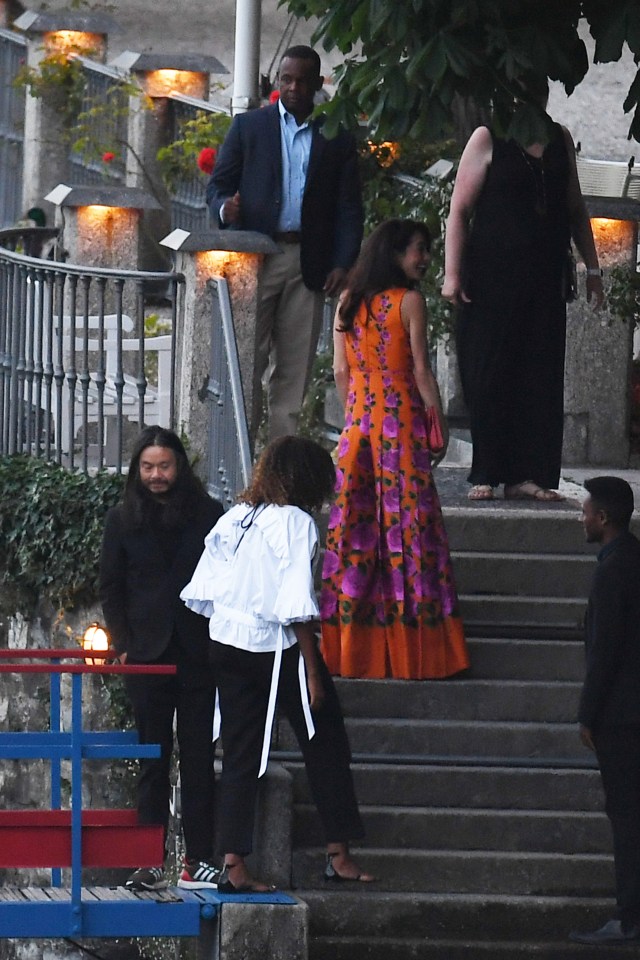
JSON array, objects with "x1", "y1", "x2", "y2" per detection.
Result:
[{"x1": 181, "y1": 436, "x2": 373, "y2": 893}]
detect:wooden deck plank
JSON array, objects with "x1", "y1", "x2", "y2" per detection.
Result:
[
  {"x1": 43, "y1": 888, "x2": 70, "y2": 901},
  {"x1": 135, "y1": 888, "x2": 183, "y2": 903},
  {"x1": 0, "y1": 888, "x2": 27, "y2": 902},
  {"x1": 86, "y1": 886, "x2": 139, "y2": 902},
  {"x1": 20, "y1": 888, "x2": 50, "y2": 902}
]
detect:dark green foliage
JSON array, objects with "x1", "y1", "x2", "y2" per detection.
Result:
[
  {"x1": 359, "y1": 137, "x2": 458, "y2": 344},
  {"x1": 0, "y1": 457, "x2": 124, "y2": 616},
  {"x1": 284, "y1": 0, "x2": 640, "y2": 144},
  {"x1": 607, "y1": 263, "x2": 640, "y2": 328}
]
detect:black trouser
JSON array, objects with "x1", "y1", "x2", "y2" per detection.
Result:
[
  {"x1": 594, "y1": 725, "x2": 640, "y2": 925},
  {"x1": 210, "y1": 640, "x2": 364, "y2": 856},
  {"x1": 125, "y1": 638, "x2": 217, "y2": 862}
]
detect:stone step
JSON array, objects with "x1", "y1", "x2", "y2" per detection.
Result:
[
  {"x1": 443, "y1": 507, "x2": 594, "y2": 555},
  {"x1": 458, "y1": 594, "x2": 587, "y2": 630},
  {"x1": 466, "y1": 638, "x2": 583, "y2": 681},
  {"x1": 277, "y1": 717, "x2": 586, "y2": 760},
  {"x1": 332, "y1": 679, "x2": 581, "y2": 723},
  {"x1": 287, "y1": 763, "x2": 602, "y2": 811},
  {"x1": 300, "y1": 890, "x2": 618, "y2": 942},
  {"x1": 293, "y1": 848, "x2": 614, "y2": 896},
  {"x1": 293, "y1": 806, "x2": 610, "y2": 854},
  {"x1": 308, "y1": 934, "x2": 640, "y2": 960},
  {"x1": 453, "y1": 551, "x2": 594, "y2": 599}
]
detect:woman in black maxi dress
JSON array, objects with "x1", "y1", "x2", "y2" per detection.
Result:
[{"x1": 442, "y1": 117, "x2": 604, "y2": 501}]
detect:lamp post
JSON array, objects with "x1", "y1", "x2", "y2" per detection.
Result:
[{"x1": 232, "y1": 0, "x2": 262, "y2": 113}]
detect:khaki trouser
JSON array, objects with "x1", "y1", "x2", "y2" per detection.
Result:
[{"x1": 252, "y1": 242, "x2": 324, "y2": 443}]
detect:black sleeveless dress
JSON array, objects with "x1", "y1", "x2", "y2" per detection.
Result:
[{"x1": 456, "y1": 126, "x2": 571, "y2": 489}]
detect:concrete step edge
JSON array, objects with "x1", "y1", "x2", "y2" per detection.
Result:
[
  {"x1": 452, "y1": 551, "x2": 593, "y2": 562},
  {"x1": 297, "y1": 846, "x2": 612, "y2": 863},
  {"x1": 295, "y1": 803, "x2": 606, "y2": 819},
  {"x1": 336, "y1": 678, "x2": 582, "y2": 689},
  {"x1": 299, "y1": 890, "x2": 612, "y2": 907},
  {"x1": 459, "y1": 595, "x2": 586, "y2": 605}
]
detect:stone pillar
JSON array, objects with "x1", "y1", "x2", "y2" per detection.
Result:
[
  {"x1": 13, "y1": 10, "x2": 116, "y2": 211},
  {"x1": 110, "y1": 51, "x2": 229, "y2": 271},
  {"x1": 198, "y1": 900, "x2": 309, "y2": 960},
  {"x1": 161, "y1": 228, "x2": 280, "y2": 467},
  {"x1": 46, "y1": 184, "x2": 161, "y2": 313},
  {"x1": 436, "y1": 335, "x2": 467, "y2": 418},
  {"x1": 563, "y1": 197, "x2": 639, "y2": 466}
]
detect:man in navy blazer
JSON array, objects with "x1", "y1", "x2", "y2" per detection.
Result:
[
  {"x1": 570, "y1": 476, "x2": 640, "y2": 945},
  {"x1": 207, "y1": 45, "x2": 363, "y2": 442}
]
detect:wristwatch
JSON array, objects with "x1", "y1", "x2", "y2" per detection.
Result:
[{"x1": 586, "y1": 268, "x2": 603, "y2": 278}]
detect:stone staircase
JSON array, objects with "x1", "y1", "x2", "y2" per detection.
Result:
[{"x1": 276, "y1": 495, "x2": 640, "y2": 958}]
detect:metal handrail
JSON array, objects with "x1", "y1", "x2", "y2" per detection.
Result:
[{"x1": 0, "y1": 231, "x2": 184, "y2": 471}]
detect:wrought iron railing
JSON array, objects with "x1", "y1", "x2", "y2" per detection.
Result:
[
  {"x1": 0, "y1": 29, "x2": 26, "y2": 228},
  {"x1": 0, "y1": 228, "x2": 181, "y2": 473},
  {"x1": 166, "y1": 93, "x2": 230, "y2": 232},
  {"x1": 68, "y1": 58, "x2": 128, "y2": 187}
]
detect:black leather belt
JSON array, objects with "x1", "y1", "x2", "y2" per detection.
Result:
[{"x1": 274, "y1": 231, "x2": 302, "y2": 244}]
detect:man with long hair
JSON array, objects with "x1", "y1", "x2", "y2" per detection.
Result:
[{"x1": 100, "y1": 426, "x2": 223, "y2": 891}]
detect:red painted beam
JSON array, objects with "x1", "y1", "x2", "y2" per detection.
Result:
[{"x1": 0, "y1": 811, "x2": 164, "y2": 868}]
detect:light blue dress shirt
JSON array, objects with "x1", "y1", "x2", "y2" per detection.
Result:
[{"x1": 277, "y1": 98, "x2": 312, "y2": 232}]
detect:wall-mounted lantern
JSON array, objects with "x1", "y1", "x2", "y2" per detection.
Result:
[
  {"x1": 13, "y1": 9, "x2": 119, "y2": 63},
  {"x1": 45, "y1": 183, "x2": 161, "y2": 269},
  {"x1": 110, "y1": 51, "x2": 228, "y2": 101},
  {"x1": 81, "y1": 622, "x2": 110, "y2": 665}
]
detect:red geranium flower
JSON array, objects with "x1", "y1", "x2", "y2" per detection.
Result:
[
  {"x1": 197, "y1": 147, "x2": 217, "y2": 175},
  {"x1": 269, "y1": 89, "x2": 280, "y2": 103},
  {"x1": 102, "y1": 151, "x2": 116, "y2": 163}
]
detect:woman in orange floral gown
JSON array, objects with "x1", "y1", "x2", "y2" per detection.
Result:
[{"x1": 320, "y1": 219, "x2": 469, "y2": 679}]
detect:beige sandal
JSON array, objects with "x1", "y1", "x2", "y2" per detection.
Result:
[{"x1": 468, "y1": 484, "x2": 494, "y2": 501}]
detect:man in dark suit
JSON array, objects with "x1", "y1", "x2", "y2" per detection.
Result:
[
  {"x1": 207, "y1": 45, "x2": 363, "y2": 442},
  {"x1": 570, "y1": 476, "x2": 640, "y2": 944},
  {"x1": 100, "y1": 426, "x2": 223, "y2": 891}
]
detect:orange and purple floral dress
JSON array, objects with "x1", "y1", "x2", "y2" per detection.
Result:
[{"x1": 320, "y1": 288, "x2": 469, "y2": 679}]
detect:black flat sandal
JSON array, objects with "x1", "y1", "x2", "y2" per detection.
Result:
[
  {"x1": 324, "y1": 852, "x2": 371, "y2": 884},
  {"x1": 217, "y1": 865, "x2": 276, "y2": 894}
]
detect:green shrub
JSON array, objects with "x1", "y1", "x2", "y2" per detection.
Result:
[{"x1": 0, "y1": 456, "x2": 124, "y2": 617}]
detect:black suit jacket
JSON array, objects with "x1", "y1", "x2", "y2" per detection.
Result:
[
  {"x1": 579, "y1": 531, "x2": 640, "y2": 731},
  {"x1": 206, "y1": 104, "x2": 364, "y2": 291},
  {"x1": 99, "y1": 496, "x2": 223, "y2": 662}
]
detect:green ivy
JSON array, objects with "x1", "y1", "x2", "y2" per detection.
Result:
[
  {"x1": 607, "y1": 263, "x2": 640, "y2": 329},
  {"x1": 14, "y1": 52, "x2": 89, "y2": 129},
  {"x1": 0, "y1": 457, "x2": 124, "y2": 617},
  {"x1": 298, "y1": 351, "x2": 336, "y2": 448}
]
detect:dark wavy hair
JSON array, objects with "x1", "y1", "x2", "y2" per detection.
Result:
[
  {"x1": 338, "y1": 219, "x2": 431, "y2": 333},
  {"x1": 121, "y1": 426, "x2": 208, "y2": 529},
  {"x1": 240, "y1": 436, "x2": 335, "y2": 513}
]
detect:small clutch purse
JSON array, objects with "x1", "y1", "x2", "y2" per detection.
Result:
[{"x1": 425, "y1": 407, "x2": 445, "y2": 454}]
